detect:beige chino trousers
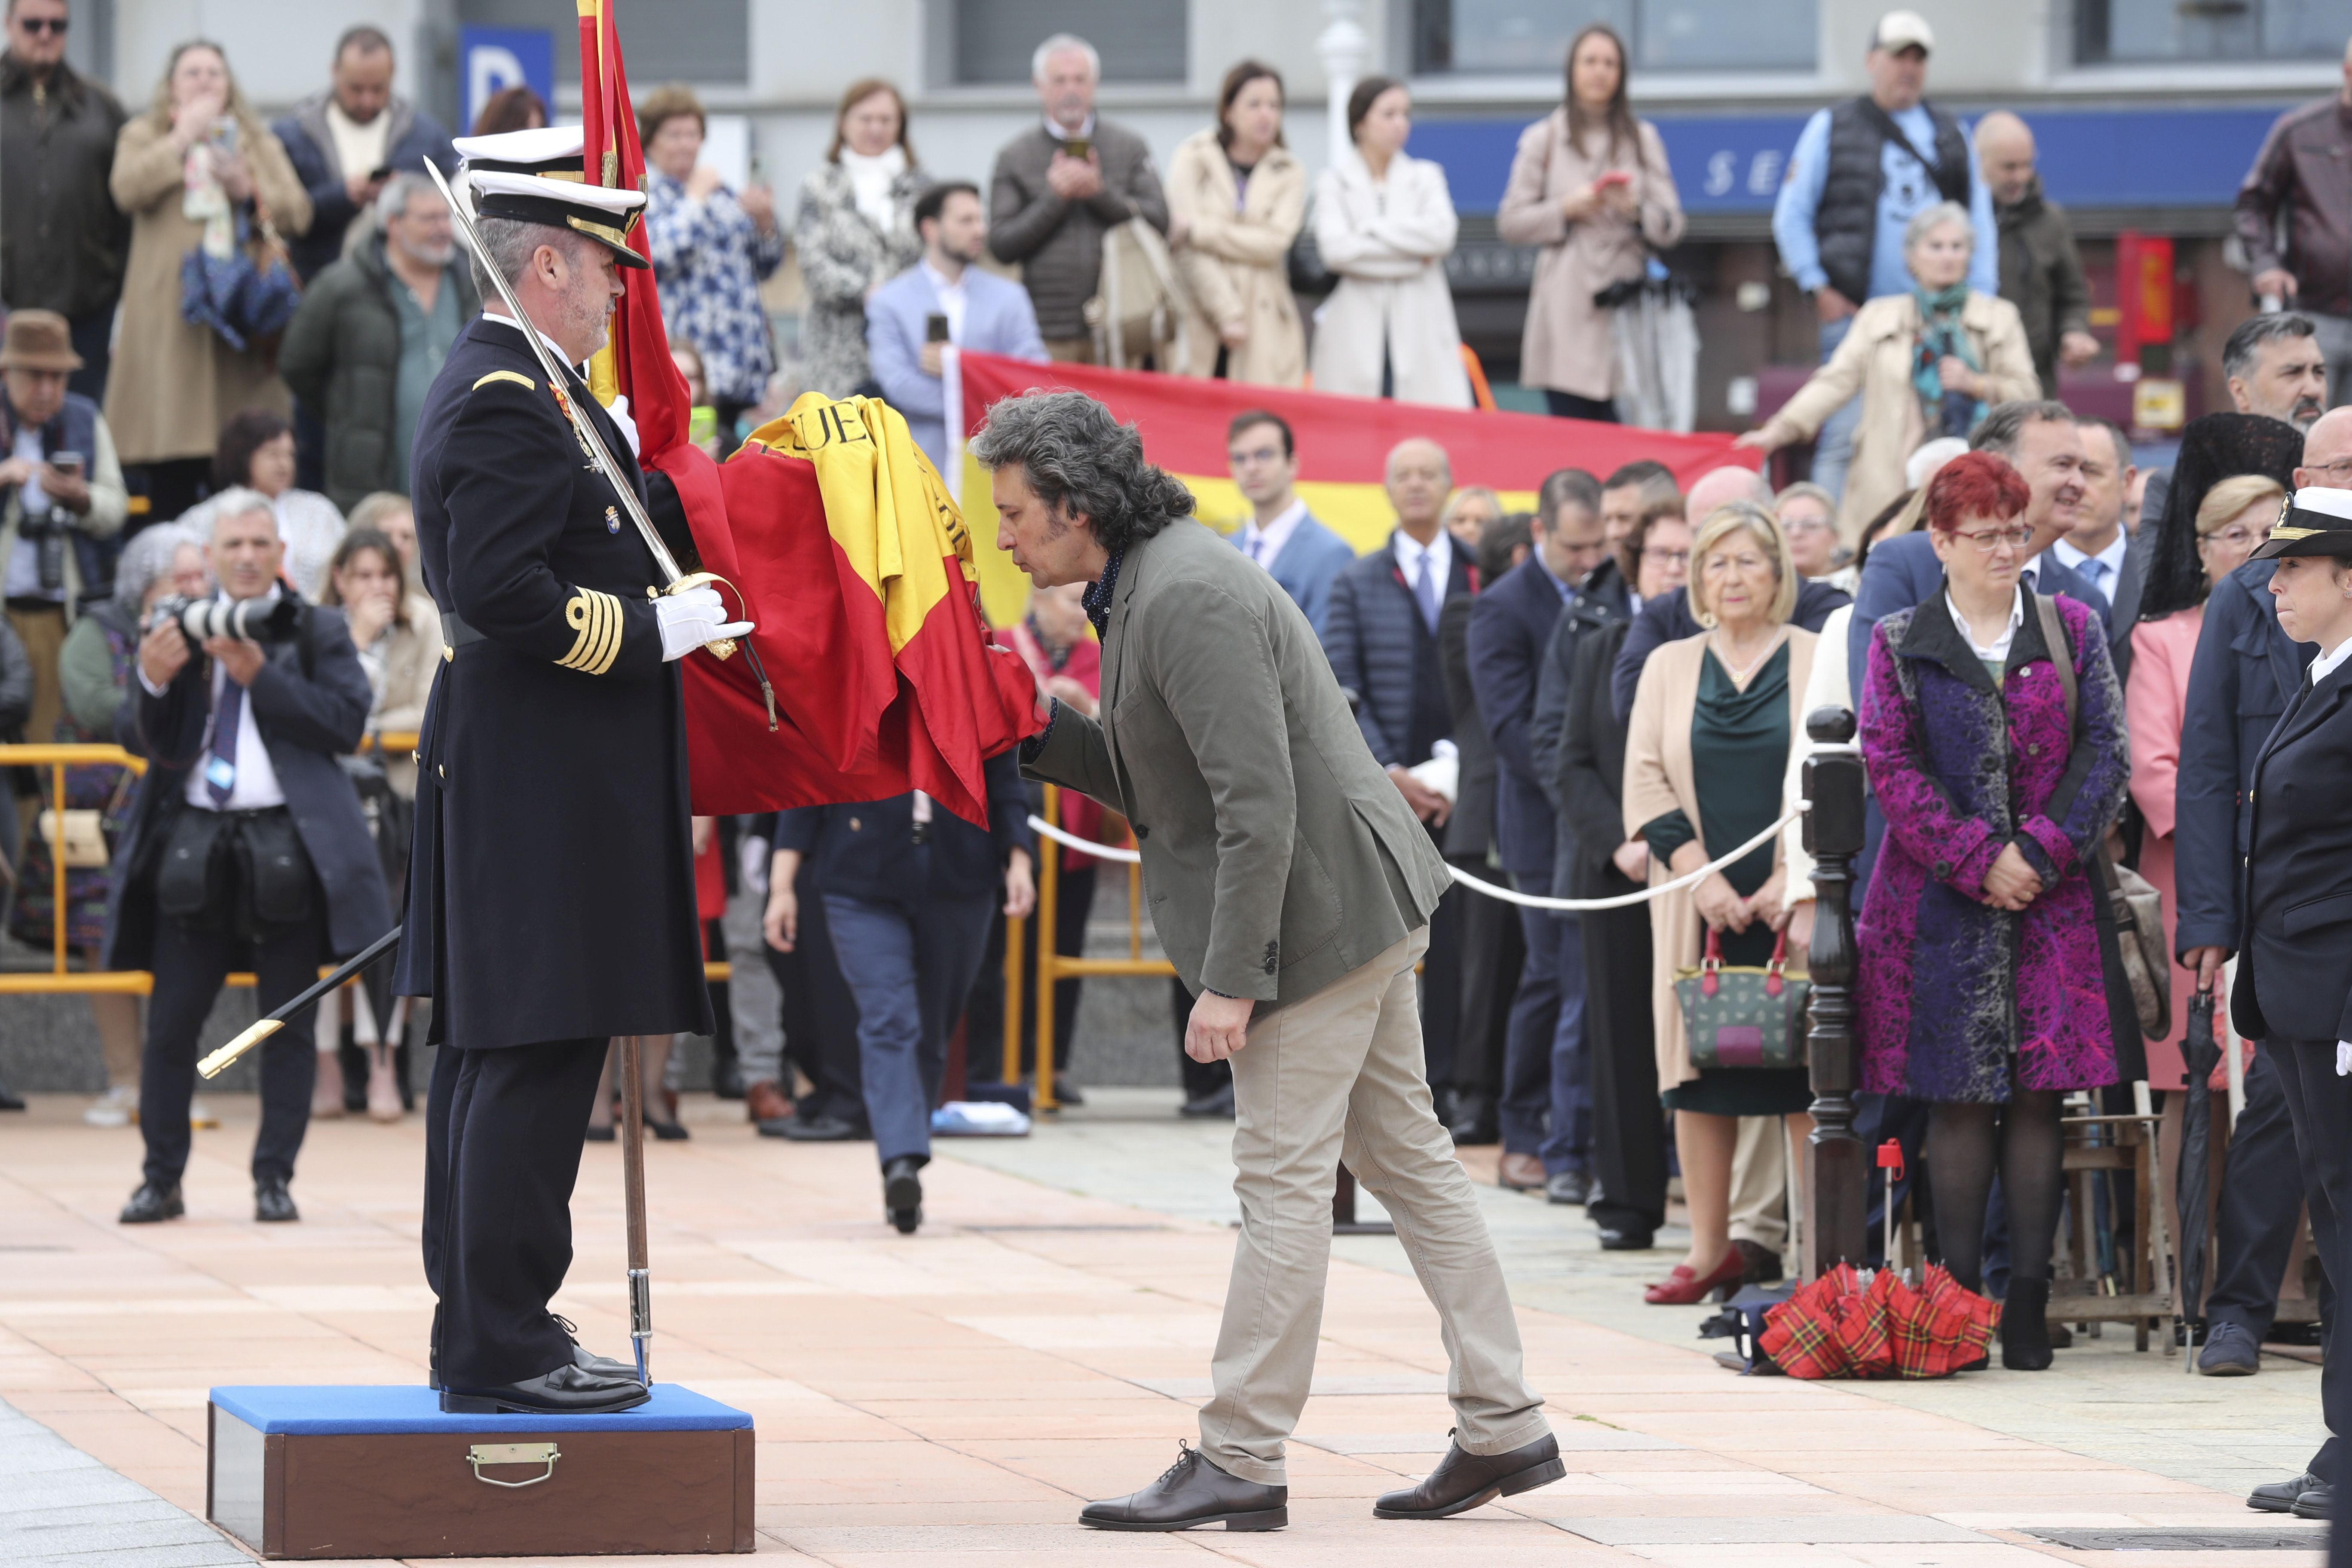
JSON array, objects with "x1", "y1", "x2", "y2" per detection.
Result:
[{"x1": 1197, "y1": 928, "x2": 1551, "y2": 1484}]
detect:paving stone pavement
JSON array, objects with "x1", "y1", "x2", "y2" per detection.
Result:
[{"x1": 0, "y1": 1088, "x2": 2332, "y2": 1566}]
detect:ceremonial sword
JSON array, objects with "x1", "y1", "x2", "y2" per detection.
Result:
[{"x1": 422, "y1": 157, "x2": 776, "y2": 729}]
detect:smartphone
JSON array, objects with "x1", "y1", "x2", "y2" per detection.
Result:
[
  {"x1": 1063, "y1": 135, "x2": 1092, "y2": 161},
  {"x1": 367, "y1": 164, "x2": 393, "y2": 183},
  {"x1": 49, "y1": 451, "x2": 82, "y2": 477},
  {"x1": 1595, "y1": 170, "x2": 1633, "y2": 188},
  {"x1": 208, "y1": 115, "x2": 238, "y2": 153},
  {"x1": 925, "y1": 313, "x2": 951, "y2": 344}
]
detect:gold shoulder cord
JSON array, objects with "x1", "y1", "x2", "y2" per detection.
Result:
[
  {"x1": 558, "y1": 588, "x2": 624, "y2": 675},
  {"x1": 473, "y1": 370, "x2": 536, "y2": 392}
]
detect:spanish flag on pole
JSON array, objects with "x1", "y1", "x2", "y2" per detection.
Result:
[
  {"x1": 576, "y1": 3, "x2": 1040, "y2": 824},
  {"x1": 953, "y1": 352, "x2": 1755, "y2": 625}
]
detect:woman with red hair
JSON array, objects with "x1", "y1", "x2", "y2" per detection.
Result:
[{"x1": 1855, "y1": 451, "x2": 2131, "y2": 1371}]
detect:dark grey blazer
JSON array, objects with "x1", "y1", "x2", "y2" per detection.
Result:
[{"x1": 1023, "y1": 518, "x2": 1451, "y2": 1007}]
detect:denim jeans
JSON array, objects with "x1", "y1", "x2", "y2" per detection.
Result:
[
  {"x1": 1811, "y1": 313, "x2": 1863, "y2": 505},
  {"x1": 822, "y1": 884, "x2": 997, "y2": 1166}
]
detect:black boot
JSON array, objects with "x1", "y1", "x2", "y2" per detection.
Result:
[
  {"x1": 883, "y1": 1155, "x2": 923, "y2": 1234},
  {"x1": 337, "y1": 1025, "x2": 368, "y2": 1115},
  {"x1": 2001, "y1": 1277, "x2": 2053, "y2": 1371}
]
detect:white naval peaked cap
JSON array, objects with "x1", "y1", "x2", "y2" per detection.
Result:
[
  {"x1": 2291, "y1": 485, "x2": 2352, "y2": 523},
  {"x1": 453, "y1": 125, "x2": 587, "y2": 177},
  {"x1": 467, "y1": 169, "x2": 650, "y2": 267}
]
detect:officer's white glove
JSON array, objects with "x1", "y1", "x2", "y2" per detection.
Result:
[
  {"x1": 654, "y1": 585, "x2": 754, "y2": 661},
  {"x1": 2337, "y1": 1041, "x2": 2351, "y2": 1078},
  {"x1": 607, "y1": 394, "x2": 641, "y2": 458}
]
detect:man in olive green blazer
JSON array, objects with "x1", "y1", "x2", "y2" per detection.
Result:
[{"x1": 976, "y1": 391, "x2": 1559, "y2": 1533}]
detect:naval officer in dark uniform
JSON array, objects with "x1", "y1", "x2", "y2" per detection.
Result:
[
  {"x1": 397, "y1": 141, "x2": 751, "y2": 1415},
  {"x1": 2233, "y1": 485, "x2": 2352, "y2": 1526}
]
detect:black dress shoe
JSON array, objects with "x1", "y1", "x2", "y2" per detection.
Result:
[
  {"x1": 1373, "y1": 1430, "x2": 1566, "y2": 1519},
  {"x1": 550, "y1": 1314, "x2": 640, "y2": 1381},
  {"x1": 1598, "y1": 1227, "x2": 1656, "y2": 1251},
  {"x1": 770, "y1": 1112, "x2": 862, "y2": 1142},
  {"x1": 646, "y1": 1117, "x2": 690, "y2": 1141},
  {"x1": 1732, "y1": 1238, "x2": 1784, "y2": 1284},
  {"x1": 883, "y1": 1156, "x2": 923, "y2": 1234},
  {"x1": 1053, "y1": 1075, "x2": 1086, "y2": 1106},
  {"x1": 1081, "y1": 1442, "x2": 1287, "y2": 1531},
  {"x1": 2293, "y1": 1481, "x2": 2334, "y2": 1521},
  {"x1": 254, "y1": 1177, "x2": 299, "y2": 1223},
  {"x1": 2250, "y1": 1471, "x2": 2323, "y2": 1513},
  {"x1": 583, "y1": 1123, "x2": 616, "y2": 1142},
  {"x1": 119, "y1": 1182, "x2": 184, "y2": 1224},
  {"x1": 1545, "y1": 1169, "x2": 1591, "y2": 1206},
  {"x1": 441, "y1": 1362, "x2": 650, "y2": 1415},
  {"x1": 0, "y1": 1078, "x2": 24, "y2": 1111},
  {"x1": 1179, "y1": 1083, "x2": 1236, "y2": 1120},
  {"x1": 1445, "y1": 1090, "x2": 1499, "y2": 1146}
]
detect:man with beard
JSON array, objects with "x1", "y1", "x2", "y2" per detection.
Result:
[
  {"x1": 2224, "y1": 314, "x2": 2329, "y2": 434},
  {"x1": 281, "y1": 172, "x2": 482, "y2": 513}
]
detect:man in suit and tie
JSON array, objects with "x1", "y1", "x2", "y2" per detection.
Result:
[
  {"x1": 2180, "y1": 407, "x2": 2349, "y2": 1509},
  {"x1": 866, "y1": 181, "x2": 1047, "y2": 474},
  {"x1": 2054, "y1": 416, "x2": 2145, "y2": 682},
  {"x1": 1467, "y1": 469, "x2": 1608, "y2": 1201},
  {"x1": 1226, "y1": 410, "x2": 1356, "y2": 639},
  {"x1": 1323, "y1": 437, "x2": 1476, "y2": 1078},
  {"x1": 983, "y1": 389, "x2": 1560, "y2": 1531}
]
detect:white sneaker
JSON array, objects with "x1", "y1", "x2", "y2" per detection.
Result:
[
  {"x1": 84, "y1": 1085, "x2": 137, "y2": 1128},
  {"x1": 189, "y1": 1096, "x2": 220, "y2": 1130}
]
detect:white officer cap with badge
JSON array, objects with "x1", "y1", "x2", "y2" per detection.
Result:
[
  {"x1": 453, "y1": 125, "x2": 587, "y2": 178},
  {"x1": 2253, "y1": 485, "x2": 2352, "y2": 559},
  {"x1": 466, "y1": 169, "x2": 650, "y2": 270}
]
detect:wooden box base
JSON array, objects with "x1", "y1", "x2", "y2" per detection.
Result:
[{"x1": 207, "y1": 1385, "x2": 754, "y2": 1558}]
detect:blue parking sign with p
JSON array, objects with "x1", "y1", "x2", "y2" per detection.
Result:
[{"x1": 459, "y1": 27, "x2": 554, "y2": 135}]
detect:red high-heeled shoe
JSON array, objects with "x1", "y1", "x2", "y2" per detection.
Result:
[{"x1": 1644, "y1": 1247, "x2": 1746, "y2": 1305}]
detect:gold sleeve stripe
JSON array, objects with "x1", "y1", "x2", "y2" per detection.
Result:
[
  {"x1": 557, "y1": 588, "x2": 624, "y2": 675},
  {"x1": 473, "y1": 370, "x2": 536, "y2": 392}
]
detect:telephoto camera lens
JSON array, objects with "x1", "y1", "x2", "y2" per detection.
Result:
[{"x1": 148, "y1": 594, "x2": 303, "y2": 645}]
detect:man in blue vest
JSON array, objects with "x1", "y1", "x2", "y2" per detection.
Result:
[{"x1": 1771, "y1": 9, "x2": 1998, "y2": 503}]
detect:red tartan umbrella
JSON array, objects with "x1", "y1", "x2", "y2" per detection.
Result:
[{"x1": 1759, "y1": 1263, "x2": 2000, "y2": 1379}]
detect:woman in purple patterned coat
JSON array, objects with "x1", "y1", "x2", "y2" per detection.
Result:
[{"x1": 1856, "y1": 451, "x2": 2131, "y2": 1371}]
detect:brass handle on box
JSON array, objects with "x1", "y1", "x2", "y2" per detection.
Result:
[{"x1": 466, "y1": 1442, "x2": 560, "y2": 1488}]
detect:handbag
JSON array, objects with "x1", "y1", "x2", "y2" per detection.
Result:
[
  {"x1": 1675, "y1": 926, "x2": 1810, "y2": 1070},
  {"x1": 2030, "y1": 594, "x2": 2168, "y2": 1041},
  {"x1": 37, "y1": 808, "x2": 108, "y2": 870},
  {"x1": 180, "y1": 203, "x2": 301, "y2": 353}
]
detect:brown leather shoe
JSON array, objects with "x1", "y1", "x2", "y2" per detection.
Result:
[
  {"x1": 1497, "y1": 1152, "x2": 1547, "y2": 1191},
  {"x1": 745, "y1": 1080, "x2": 793, "y2": 1125},
  {"x1": 1373, "y1": 1430, "x2": 1565, "y2": 1519}
]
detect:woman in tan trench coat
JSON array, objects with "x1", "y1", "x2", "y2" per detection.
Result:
[
  {"x1": 1623, "y1": 502, "x2": 1816, "y2": 1307},
  {"x1": 1497, "y1": 25, "x2": 1682, "y2": 422},
  {"x1": 1166, "y1": 62, "x2": 1306, "y2": 387},
  {"x1": 1737, "y1": 202, "x2": 2036, "y2": 546},
  {"x1": 106, "y1": 40, "x2": 310, "y2": 519}
]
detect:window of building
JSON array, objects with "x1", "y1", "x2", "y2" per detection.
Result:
[
  {"x1": 459, "y1": 0, "x2": 750, "y2": 85},
  {"x1": 951, "y1": 0, "x2": 1188, "y2": 84},
  {"x1": 1413, "y1": 0, "x2": 1816, "y2": 74},
  {"x1": 2075, "y1": 0, "x2": 2352, "y2": 62}
]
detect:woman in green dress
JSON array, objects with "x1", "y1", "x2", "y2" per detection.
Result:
[{"x1": 1622, "y1": 501, "x2": 1819, "y2": 1304}]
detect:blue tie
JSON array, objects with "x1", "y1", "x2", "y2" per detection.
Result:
[
  {"x1": 1415, "y1": 552, "x2": 1442, "y2": 633},
  {"x1": 2078, "y1": 557, "x2": 2111, "y2": 607},
  {"x1": 206, "y1": 675, "x2": 242, "y2": 807}
]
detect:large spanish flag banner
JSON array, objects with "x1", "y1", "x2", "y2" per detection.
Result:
[{"x1": 954, "y1": 351, "x2": 1754, "y2": 624}]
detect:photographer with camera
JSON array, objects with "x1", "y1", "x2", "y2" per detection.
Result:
[
  {"x1": 108, "y1": 489, "x2": 389, "y2": 1226},
  {"x1": 0, "y1": 309, "x2": 128, "y2": 787}
]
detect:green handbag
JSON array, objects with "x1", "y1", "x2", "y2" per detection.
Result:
[{"x1": 1674, "y1": 927, "x2": 1810, "y2": 1070}]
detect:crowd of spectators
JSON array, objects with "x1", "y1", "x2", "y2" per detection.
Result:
[{"x1": 0, "y1": 5, "x2": 2345, "y2": 1459}]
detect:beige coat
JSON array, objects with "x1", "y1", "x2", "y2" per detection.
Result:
[
  {"x1": 1756, "y1": 290, "x2": 2038, "y2": 546},
  {"x1": 1309, "y1": 153, "x2": 1471, "y2": 408},
  {"x1": 1623, "y1": 627, "x2": 1817, "y2": 1093},
  {"x1": 1496, "y1": 111, "x2": 1683, "y2": 403},
  {"x1": 105, "y1": 114, "x2": 311, "y2": 465},
  {"x1": 371, "y1": 590, "x2": 443, "y2": 796},
  {"x1": 1165, "y1": 129, "x2": 1306, "y2": 386}
]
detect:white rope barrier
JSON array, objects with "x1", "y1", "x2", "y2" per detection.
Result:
[{"x1": 1026, "y1": 802, "x2": 1811, "y2": 914}]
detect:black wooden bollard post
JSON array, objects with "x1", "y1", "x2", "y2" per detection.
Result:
[{"x1": 1801, "y1": 705, "x2": 1868, "y2": 1281}]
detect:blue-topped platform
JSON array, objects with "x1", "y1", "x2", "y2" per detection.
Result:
[{"x1": 209, "y1": 1383, "x2": 752, "y2": 1434}]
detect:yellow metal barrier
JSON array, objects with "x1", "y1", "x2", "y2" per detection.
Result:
[
  {"x1": 0, "y1": 742, "x2": 729, "y2": 996},
  {"x1": 1005, "y1": 784, "x2": 1172, "y2": 1113}
]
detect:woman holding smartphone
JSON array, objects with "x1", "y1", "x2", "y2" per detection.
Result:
[{"x1": 1498, "y1": 24, "x2": 1684, "y2": 423}]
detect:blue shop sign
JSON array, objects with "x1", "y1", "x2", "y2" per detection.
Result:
[{"x1": 1415, "y1": 105, "x2": 2291, "y2": 215}]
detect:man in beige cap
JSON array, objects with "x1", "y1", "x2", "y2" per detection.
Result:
[
  {"x1": 1770, "y1": 9, "x2": 2000, "y2": 502},
  {"x1": 0, "y1": 307, "x2": 128, "y2": 758}
]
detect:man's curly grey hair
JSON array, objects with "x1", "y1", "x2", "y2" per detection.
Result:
[{"x1": 968, "y1": 390, "x2": 1194, "y2": 553}]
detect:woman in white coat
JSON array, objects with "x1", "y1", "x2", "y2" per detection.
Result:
[{"x1": 1310, "y1": 77, "x2": 1471, "y2": 408}]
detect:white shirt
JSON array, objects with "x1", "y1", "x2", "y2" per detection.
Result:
[
  {"x1": 133, "y1": 591, "x2": 290, "y2": 812},
  {"x1": 481, "y1": 309, "x2": 576, "y2": 368},
  {"x1": 2049, "y1": 531, "x2": 2130, "y2": 607},
  {"x1": 3, "y1": 424, "x2": 56, "y2": 600},
  {"x1": 1947, "y1": 585, "x2": 2026, "y2": 663},
  {"x1": 2311, "y1": 634, "x2": 2352, "y2": 689},
  {"x1": 1044, "y1": 113, "x2": 1097, "y2": 142},
  {"x1": 1240, "y1": 498, "x2": 1307, "y2": 571},
  {"x1": 1391, "y1": 527, "x2": 1453, "y2": 591},
  {"x1": 922, "y1": 260, "x2": 969, "y2": 346},
  {"x1": 325, "y1": 99, "x2": 391, "y2": 185}
]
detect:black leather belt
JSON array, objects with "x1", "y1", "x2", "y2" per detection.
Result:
[{"x1": 442, "y1": 610, "x2": 487, "y2": 649}]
